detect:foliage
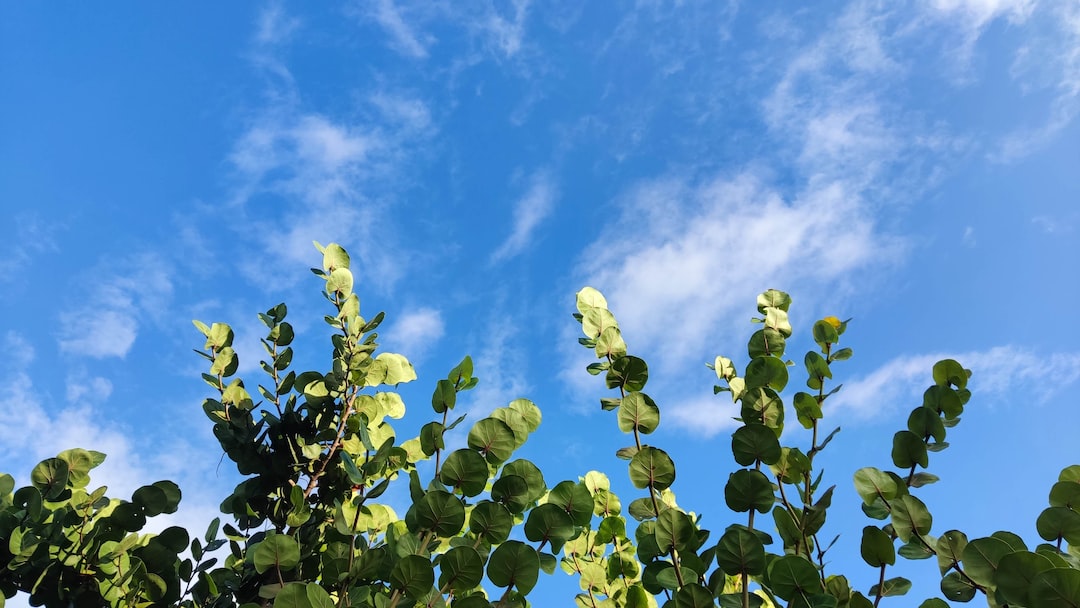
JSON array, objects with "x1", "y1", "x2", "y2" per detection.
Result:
[{"x1": 2, "y1": 242, "x2": 1079, "y2": 608}]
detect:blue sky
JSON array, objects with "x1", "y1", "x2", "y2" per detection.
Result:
[{"x1": 2, "y1": 1, "x2": 1079, "y2": 604}]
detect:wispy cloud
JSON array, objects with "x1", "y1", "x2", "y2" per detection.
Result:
[
  {"x1": 0, "y1": 213, "x2": 60, "y2": 287},
  {"x1": 368, "y1": 0, "x2": 433, "y2": 59},
  {"x1": 226, "y1": 6, "x2": 440, "y2": 293},
  {"x1": 57, "y1": 253, "x2": 173, "y2": 359},
  {"x1": 490, "y1": 170, "x2": 557, "y2": 264},
  {"x1": 829, "y1": 346, "x2": 1080, "y2": 423},
  {"x1": 995, "y1": 2, "x2": 1080, "y2": 161},
  {"x1": 382, "y1": 307, "x2": 445, "y2": 363}
]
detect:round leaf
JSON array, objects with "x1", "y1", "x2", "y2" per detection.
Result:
[
  {"x1": 655, "y1": 508, "x2": 696, "y2": 554},
  {"x1": 491, "y1": 475, "x2": 531, "y2": 514},
  {"x1": 1030, "y1": 568, "x2": 1080, "y2": 607},
  {"x1": 467, "y1": 418, "x2": 517, "y2": 463},
  {"x1": 606, "y1": 355, "x2": 649, "y2": 392},
  {"x1": 30, "y1": 458, "x2": 69, "y2": 499},
  {"x1": 487, "y1": 541, "x2": 539, "y2": 594},
  {"x1": 547, "y1": 480, "x2": 593, "y2": 526},
  {"x1": 768, "y1": 555, "x2": 821, "y2": 601},
  {"x1": 390, "y1": 554, "x2": 435, "y2": 599},
  {"x1": 524, "y1": 503, "x2": 575, "y2": 551},
  {"x1": 996, "y1": 551, "x2": 1054, "y2": 606},
  {"x1": 724, "y1": 469, "x2": 774, "y2": 514},
  {"x1": 628, "y1": 447, "x2": 676, "y2": 491},
  {"x1": 469, "y1": 500, "x2": 514, "y2": 544},
  {"x1": 890, "y1": 495, "x2": 932, "y2": 544},
  {"x1": 254, "y1": 534, "x2": 301, "y2": 574},
  {"x1": 411, "y1": 490, "x2": 466, "y2": 537},
  {"x1": 500, "y1": 459, "x2": 547, "y2": 503},
  {"x1": 715, "y1": 527, "x2": 766, "y2": 576},
  {"x1": 860, "y1": 526, "x2": 895, "y2": 567},
  {"x1": 618, "y1": 392, "x2": 660, "y2": 435},
  {"x1": 1037, "y1": 507, "x2": 1080, "y2": 545},
  {"x1": 961, "y1": 537, "x2": 1013, "y2": 587},
  {"x1": 731, "y1": 424, "x2": 781, "y2": 466},
  {"x1": 439, "y1": 546, "x2": 484, "y2": 594},
  {"x1": 440, "y1": 449, "x2": 489, "y2": 497}
]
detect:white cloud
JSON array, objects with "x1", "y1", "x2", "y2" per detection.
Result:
[
  {"x1": 57, "y1": 254, "x2": 173, "y2": 359},
  {"x1": 995, "y1": 3, "x2": 1080, "y2": 160},
  {"x1": 382, "y1": 307, "x2": 445, "y2": 362},
  {"x1": 66, "y1": 371, "x2": 114, "y2": 404},
  {"x1": 579, "y1": 172, "x2": 900, "y2": 372},
  {"x1": 255, "y1": 2, "x2": 300, "y2": 46},
  {"x1": 963, "y1": 225, "x2": 976, "y2": 246},
  {"x1": 369, "y1": 0, "x2": 432, "y2": 59},
  {"x1": 0, "y1": 213, "x2": 61, "y2": 286},
  {"x1": 490, "y1": 170, "x2": 557, "y2": 264},
  {"x1": 928, "y1": 0, "x2": 1035, "y2": 31},
  {"x1": 830, "y1": 346, "x2": 1080, "y2": 423}
]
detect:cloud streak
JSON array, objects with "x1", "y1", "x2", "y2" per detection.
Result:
[{"x1": 490, "y1": 170, "x2": 557, "y2": 264}]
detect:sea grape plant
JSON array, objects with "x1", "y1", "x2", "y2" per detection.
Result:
[{"x1": 2, "y1": 241, "x2": 1079, "y2": 608}]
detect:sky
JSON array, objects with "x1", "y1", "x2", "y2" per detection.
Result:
[{"x1": 2, "y1": 0, "x2": 1080, "y2": 605}]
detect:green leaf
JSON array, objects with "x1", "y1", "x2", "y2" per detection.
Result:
[
  {"x1": 918, "y1": 600, "x2": 949, "y2": 608},
  {"x1": 595, "y1": 326, "x2": 627, "y2": 359},
  {"x1": 674, "y1": 583, "x2": 716, "y2": 608},
  {"x1": 891, "y1": 431, "x2": 929, "y2": 469},
  {"x1": 793, "y1": 392, "x2": 822, "y2": 430},
  {"x1": 468, "y1": 418, "x2": 518, "y2": 463},
  {"x1": 804, "y1": 351, "x2": 832, "y2": 390},
  {"x1": 860, "y1": 526, "x2": 895, "y2": 567},
  {"x1": 274, "y1": 583, "x2": 312, "y2": 608},
  {"x1": 812, "y1": 319, "x2": 839, "y2": 349},
  {"x1": 254, "y1": 534, "x2": 301, "y2": 574},
  {"x1": 432, "y1": 379, "x2": 456, "y2": 413},
  {"x1": 582, "y1": 307, "x2": 618, "y2": 339},
  {"x1": 961, "y1": 537, "x2": 1013, "y2": 587},
  {"x1": 731, "y1": 424, "x2": 782, "y2": 466},
  {"x1": 907, "y1": 407, "x2": 946, "y2": 443},
  {"x1": 439, "y1": 546, "x2": 484, "y2": 594},
  {"x1": 440, "y1": 449, "x2": 489, "y2": 497},
  {"x1": 996, "y1": 551, "x2": 1054, "y2": 606},
  {"x1": 321, "y1": 243, "x2": 350, "y2": 271},
  {"x1": 501, "y1": 459, "x2": 547, "y2": 503},
  {"x1": 1037, "y1": 507, "x2": 1080, "y2": 545},
  {"x1": 868, "y1": 577, "x2": 911, "y2": 598},
  {"x1": 491, "y1": 474, "x2": 531, "y2": 514},
  {"x1": 936, "y1": 530, "x2": 968, "y2": 575},
  {"x1": 373, "y1": 353, "x2": 417, "y2": 385},
  {"x1": 618, "y1": 392, "x2": 660, "y2": 435},
  {"x1": 745, "y1": 356, "x2": 789, "y2": 391},
  {"x1": 628, "y1": 447, "x2": 676, "y2": 491},
  {"x1": 487, "y1": 541, "x2": 540, "y2": 594},
  {"x1": 715, "y1": 527, "x2": 766, "y2": 576},
  {"x1": 724, "y1": 469, "x2": 774, "y2": 514},
  {"x1": 1030, "y1": 568, "x2": 1080, "y2": 607},
  {"x1": 31, "y1": 457, "x2": 69, "y2": 499},
  {"x1": 390, "y1": 554, "x2": 435, "y2": 599},
  {"x1": 757, "y1": 289, "x2": 792, "y2": 313},
  {"x1": 940, "y1": 572, "x2": 977, "y2": 602},
  {"x1": 853, "y1": 468, "x2": 900, "y2": 505},
  {"x1": 890, "y1": 495, "x2": 932, "y2": 544},
  {"x1": 655, "y1": 508, "x2": 697, "y2": 554},
  {"x1": 305, "y1": 584, "x2": 334, "y2": 608},
  {"x1": 606, "y1": 355, "x2": 649, "y2": 392},
  {"x1": 410, "y1": 490, "x2": 466, "y2": 537},
  {"x1": 932, "y1": 359, "x2": 968, "y2": 389},
  {"x1": 747, "y1": 328, "x2": 787, "y2": 359},
  {"x1": 768, "y1": 555, "x2": 821, "y2": 601},
  {"x1": 468, "y1": 501, "x2": 513, "y2": 544},
  {"x1": 508, "y1": 398, "x2": 542, "y2": 432},
  {"x1": 325, "y1": 267, "x2": 353, "y2": 296},
  {"x1": 1049, "y1": 481, "x2": 1080, "y2": 509},
  {"x1": 772, "y1": 447, "x2": 810, "y2": 485},
  {"x1": 524, "y1": 503, "x2": 576, "y2": 552},
  {"x1": 547, "y1": 480, "x2": 593, "y2": 526}
]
